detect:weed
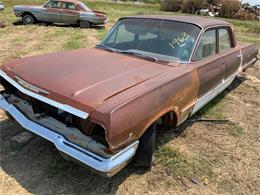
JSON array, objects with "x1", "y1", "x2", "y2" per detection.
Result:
[
  {"x1": 155, "y1": 145, "x2": 213, "y2": 179},
  {"x1": 47, "y1": 157, "x2": 77, "y2": 178},
  {"x1": 197, "y1": 95, "x2": 226, "y2": 119},
  {"x1": 63, "y1": 30, "x2": 85, "y2": 50},
  {"x1": 230, "y1": 125, "x2": 244, "y2": 136}
]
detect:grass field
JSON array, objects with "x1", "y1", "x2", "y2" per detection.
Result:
[{"x1": 0, "y1": 0, "x2": 260, "y2": 194}]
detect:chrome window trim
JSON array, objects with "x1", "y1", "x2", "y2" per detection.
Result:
[{"x1": 0, "y1": 69, "x2": 88, "y2": 119}]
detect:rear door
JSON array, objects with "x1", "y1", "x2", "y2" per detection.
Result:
[
  {"x1": 61, "y1": 2, "x2": 79, "y2": 24},
  {"x1": 191, "y1": 28, "x2": 224, "y2": 114},
  {"x1": 218, "y1": 27, "x2": 241, "y2": 92},
  {"x1": 41, "y1": 1, "x2": 63, "y2": 23}
]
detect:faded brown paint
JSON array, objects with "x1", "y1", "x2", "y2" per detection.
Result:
[{"x1": 0, "y1": 16, "x2": 258, "y2": 154}]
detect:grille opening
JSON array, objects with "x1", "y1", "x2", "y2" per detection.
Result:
[
  {"x1": 91, "y1": 124, "x2": 108, "y2": 147},
  {"x1": 1, "y1": 77, "x2": 109, "y2": 148}
]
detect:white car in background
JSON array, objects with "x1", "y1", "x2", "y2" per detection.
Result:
[{"x1": 0, "y1": 2, "x2": 4, "y2": 10}]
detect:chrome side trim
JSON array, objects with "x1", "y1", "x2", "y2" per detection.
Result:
[
  {"x1": 240, "y1": 57, "x2": 258, "y2": 72},
  {"x1": 0, "y1": 70, "x2": 88, "y2": 119},
  {"x1": 191, "y1": 73, "x2": 236, "y2": 115},
  {"x1": 0, "y1": 94, "x2": 139, "y2": 176},
  {"x1": 15, "y1": 76, "x2": 49, "y2": 95}
]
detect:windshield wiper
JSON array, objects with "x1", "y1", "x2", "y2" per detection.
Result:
[
  {"x1": 95, "y1": 44, "x2": 116, "y2": 53},
  {"x1": 119, "y1": 50, "x2": 158, "y2": 62}
]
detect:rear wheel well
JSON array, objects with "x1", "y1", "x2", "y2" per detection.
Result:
[{"x1": 77, "y1": 19, "x2": 92, "y2": 24}]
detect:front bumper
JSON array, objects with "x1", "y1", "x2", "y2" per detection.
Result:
[{"x1": 0, "y1": 94, "x2": 139, "y2": 177}]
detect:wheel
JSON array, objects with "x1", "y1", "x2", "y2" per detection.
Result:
[
  {"x1": 79, "y1": 20, "x2": 91, "y2": 28},
  {"x1": 133, "y1": 124, "x2": 156, "y2": 168},
  {"x1": 22, "y1": 14, "x2": 36, "y2": 25}
]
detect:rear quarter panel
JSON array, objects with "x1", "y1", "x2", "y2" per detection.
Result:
[
  {"x1": 239, "y1": 42, "x2": 258, "y2": 69},
  {"x1": 80, "y1": 12, "x2": 106, "y2": 24}
]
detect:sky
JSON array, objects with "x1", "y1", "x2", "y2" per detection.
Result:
[{"x1": 242, "y1": 0, "x2": 259, "y2": 5}]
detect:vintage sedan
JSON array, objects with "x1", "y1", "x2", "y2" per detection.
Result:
[
  {"x1": 0, "y1": 16, "x2": 258, "y2": 176},
  {"x1": 13, "y1": 0, "x2": 107, "y2": 28}
]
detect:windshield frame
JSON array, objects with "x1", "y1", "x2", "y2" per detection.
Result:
[
  {"x1": 78, "y1": 2, "x2": 91, "y2": 11},
  {"x1": 99, "y1": 18, "x2": 202, "y2": 63}
]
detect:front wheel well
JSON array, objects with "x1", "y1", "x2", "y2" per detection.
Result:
[
  {"x1": 133, "y1": 110, "x2": 178, "y2": 168},
  {"x1": 21, "y1": 12, "x2": 36, "y2": 19}
]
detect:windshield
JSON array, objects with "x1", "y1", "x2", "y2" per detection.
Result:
[
  {"x1": 78, "y1": 2, "x2": 91, "y2": 11},
  {"x1": 100, "y1": 18, "x2": 201, "y2": 62}
]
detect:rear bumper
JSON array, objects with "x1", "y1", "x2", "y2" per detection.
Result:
[{"x1": 0, "y1": 94, "x2": 139, "y2": 177}]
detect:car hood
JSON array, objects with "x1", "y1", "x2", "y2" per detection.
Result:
[
  {"x1": 13, "y1": 5, "x2": 42, "y2": 10},
  {"x1": 2, "y1": 48, "x2": 173, "y2": 113}
]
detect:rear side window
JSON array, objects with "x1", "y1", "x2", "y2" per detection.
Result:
[
  {"x1": 63, "y1": 2, "x2": 77, "y2": 10},
  {"x1": 219, "y1": 28, "x2": 232, "y2": 52},
  {"x1": 194, "y1": 29, "x2": 216, "y2": 60}
]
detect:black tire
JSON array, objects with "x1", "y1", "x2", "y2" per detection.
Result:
[
  {"x1": 22, "y1": 14, "x2": 36, "y2": 25},
  {"x1": 133, "y1": 124, "x2": 156, "y2": 168},
  {"x1": 79, "y1": 20, "x2": 91, "y2": 28}
]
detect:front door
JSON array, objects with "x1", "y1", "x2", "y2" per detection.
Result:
[
  {"x1": 61, "y1": 2, "x2": 79, "y2": 24},
  {"x1": 41, "y1": 1, "x2": 62, "y2": 23},
  {"x1": 218, "y1": 28, "x2": 241, "y2": 93},
  {"x1": 191, "y1": 28, "x2": 224, "y2": 115}
]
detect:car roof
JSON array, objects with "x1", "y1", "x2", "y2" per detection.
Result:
[
  {"x1": 120, "y1": 15, "x2": 231, "y2": 29},
  {"x1": 51, "y1": 0, "x2": 82, "y2": 4}
]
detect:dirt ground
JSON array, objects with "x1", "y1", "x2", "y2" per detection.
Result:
[{"x1": 0, "y1": 25, "x2": 260, "y2": 195}]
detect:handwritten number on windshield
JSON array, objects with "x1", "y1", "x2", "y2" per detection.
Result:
[{"x1": 169, "y1": 32, "x2": 190, "y2": 48}]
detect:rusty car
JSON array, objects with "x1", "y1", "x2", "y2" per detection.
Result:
[
  {"x1": 0, "y1": 16, "x2": 258, "y2": 177},
  {"x1": 13, "y1": 0, "x2": 107, "y2": 28}
]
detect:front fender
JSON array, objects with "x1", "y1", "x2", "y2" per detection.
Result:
[
  {"x1": 13, "y1": 6, "x2": 42, "y2": 19},
  {"x1": 91, "y1": 68, "x2": 199, "y2": 152}
]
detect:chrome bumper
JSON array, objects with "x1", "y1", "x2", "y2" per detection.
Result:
[{"x1": 0, "y1": 94, "x2": 139, "y2": 177}]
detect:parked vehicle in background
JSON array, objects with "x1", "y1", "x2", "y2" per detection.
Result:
[
  {"x1": 0, "y1": 16, "x2": 258, "y2": 177},
  {"x1": 0, "y1": 2, "x2": 4, "y2": 10},
  {"x1": 13, "y1": 0, "x2": 107, "y2": 28}
]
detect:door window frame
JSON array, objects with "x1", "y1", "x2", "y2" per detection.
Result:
[
  {"x1": 191, "y1": 25, "x2": 235, "y2": 62},
  {"x1": 192, "y1": 27, "x2": 217, "y2": 61},
  {"x1": 218, "y1": 27, "x2": 235, "y2": 53},
  {"x1": 61, "y1": 2, "x2": 78, "y2": 10}
]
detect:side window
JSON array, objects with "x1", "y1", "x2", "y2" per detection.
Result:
[
  {"x1": 219, "y1": 28, "x2": 232, "y2": 53},
  {"x1": 45, "y1": 1, "x2": 62, "y2": 8},
  {"x1": 63, "y1": 2, "x2": 77, "y2": 10},
  {"x1": 194, "y1": 29, "x2": 216, "y2": 60}
]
